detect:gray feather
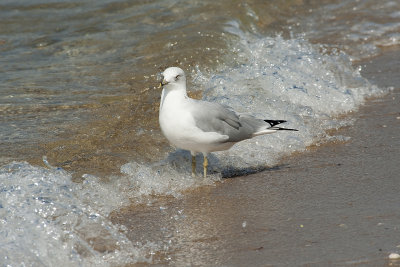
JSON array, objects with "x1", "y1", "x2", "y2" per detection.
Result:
[{"x1": 190, "y1": 100, "x2": 267, "y2": 143}]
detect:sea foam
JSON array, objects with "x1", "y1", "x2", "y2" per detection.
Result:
[
  {"x1": 190, "y1": 23, "x2": 384, "y2": 171},
  {"x1": 0, "y1": 162, "x2": 154, "y2": 266}
]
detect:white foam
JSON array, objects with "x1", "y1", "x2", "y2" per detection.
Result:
[
  {"x1": 0, "y1": 162, "x2": 156, "y2": 266},
  {"x1": 120, "y1": 151, "x2": 221, "y2": 198},
  {"x1": 190, "y1": 25, "x2": 385, "y2": 170},
  {"x1": 0, "y1": 157, "x2": 221, "y2": 265}
]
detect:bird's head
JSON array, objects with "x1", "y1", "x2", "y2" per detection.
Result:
[{"x1": 159, "y1": 67, "x2": 186, "y2": 89}]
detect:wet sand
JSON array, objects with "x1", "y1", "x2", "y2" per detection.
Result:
[{"x1": 112, "y1": 50, "x2": 400, "y2": 266}]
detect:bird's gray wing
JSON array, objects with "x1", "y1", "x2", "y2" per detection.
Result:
[{"x1": 189, "y1": 100, "x2": 266, "y2": 143}]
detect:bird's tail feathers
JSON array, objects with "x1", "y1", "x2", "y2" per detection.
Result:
[{"x1": 250, "y1": 118, "x2": 298, "y2": 137}]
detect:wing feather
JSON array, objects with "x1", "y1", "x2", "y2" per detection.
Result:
[{"x1": 189, "y1": 100, "x2": 267, "y2": 142}]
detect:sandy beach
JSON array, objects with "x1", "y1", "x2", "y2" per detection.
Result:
[{"x1": 111, "y1": 50, "x2": 400, "y2": 266}]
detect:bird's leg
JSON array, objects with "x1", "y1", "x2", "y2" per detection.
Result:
[
  {"x1": 203, "y1": 154, "x2": 208, "y2": 178},
  {"x1": 191, "y1": 155, "x2": 196, "y2": 177}
]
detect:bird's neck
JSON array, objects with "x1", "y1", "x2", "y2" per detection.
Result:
[{"x1": 160, "y1": 84, "x2": 188, "y2": 110}]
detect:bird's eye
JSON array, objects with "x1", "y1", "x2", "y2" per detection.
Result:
[{"x1": 175, "y1": 75, "x2": 180, "y2": 81}]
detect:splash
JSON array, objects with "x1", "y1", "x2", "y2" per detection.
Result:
[
  {"x1": 0, "y1": 162, "x2": 155, "y2": 266},
  {"x1": 189, "y1": 23, "x2": 385, "y2": 170}
]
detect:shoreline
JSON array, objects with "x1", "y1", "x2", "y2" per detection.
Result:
[{"x1": 112, "y1": 49, "x2": 400, "y2": 266}]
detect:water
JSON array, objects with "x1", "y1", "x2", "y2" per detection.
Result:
[{"x1": 0, "y1": 0, "x2": 399, "y2": 265}]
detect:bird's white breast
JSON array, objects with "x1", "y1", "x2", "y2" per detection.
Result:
[{"x1": 159, "y1": 90, "x2": 197, "y2": 147}]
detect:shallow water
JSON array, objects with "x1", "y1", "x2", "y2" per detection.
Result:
[{"x1": 1, "y1": 0, "x2": 399, "y2": 265}]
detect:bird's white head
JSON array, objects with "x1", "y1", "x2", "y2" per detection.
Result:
[{"x1": 160, "y1": 67, "x2": 186, "y2": 90}]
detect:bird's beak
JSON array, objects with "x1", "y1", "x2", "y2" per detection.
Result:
[{"x1": 159, "y1": 79, "x2": 168, "y2": 88}]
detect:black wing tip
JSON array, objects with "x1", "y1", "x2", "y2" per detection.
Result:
[
  {"x1": 270, "y1": 127, "x2": 298, "y2": 131},
  {"x1": 264, "y1": 119, "x2": 287, "y2": 127},
  {"x1": 265, "y1": 120, "x2": 299, "y2": 131},
  {"x1": 278, "y1": 127, "x2": 298, "y2": 131}
]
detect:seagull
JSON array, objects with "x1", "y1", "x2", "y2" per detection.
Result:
[{"x1": 158, "y1": 67, "x2": 297, "y2": 178}]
